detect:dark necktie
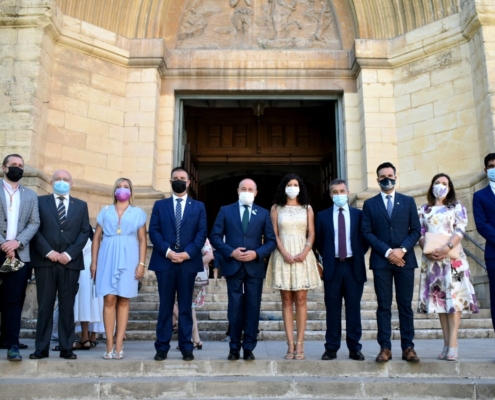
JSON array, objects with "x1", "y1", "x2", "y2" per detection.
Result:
[
  {"x1": 57, "y1": 196, "x2": 66, "y2": 226},
  {"x1": 386, "y1": 195, "x2": 393, "y2": 217},
  {"x1": 338, "y1": 207, "x2": 347, "y2": 261},
  {"x1": 175, "y1": 198, "x2": 183, "y2": 248},
  {"x1": 242, "y1": 205, "x2": 249, "y2": 233}
]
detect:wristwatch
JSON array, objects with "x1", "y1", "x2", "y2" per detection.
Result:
[
  {"x1": 447, "y1": 242, "x2": 454, "y2": 249},
  {"x1": 401, "y1": 247, "x2": 407, "y2": 253}
]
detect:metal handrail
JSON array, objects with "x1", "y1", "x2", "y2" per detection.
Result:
[{"x1": 463, "y1": 232, "x2": 486, "y2": 270}]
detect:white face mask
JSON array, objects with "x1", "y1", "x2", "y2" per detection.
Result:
[
  {"x1": 239, "y1": 191, "x2": 255, "y2": 206},
  {"x1": 432, "y1": 184, "x2": 449, "y2": 199},
  {"x1": 285, "y1": 187, "x2": 300, "y2": 199}
]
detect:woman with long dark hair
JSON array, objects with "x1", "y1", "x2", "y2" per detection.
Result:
[
  {"x1": 417, "y1": 173, "x2": 478, "y2": 361},
  {"x1": 266, "y1": 174, "x2": 321, "y2": 360}
]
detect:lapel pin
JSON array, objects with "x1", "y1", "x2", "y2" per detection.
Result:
[{"x1": 253, "y1": 209, "x2": 257, "y2": 215}]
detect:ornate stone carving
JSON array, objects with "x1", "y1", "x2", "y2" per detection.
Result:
[{"x1": 177, "y1": 0, "x2": 341, "y2": 50}]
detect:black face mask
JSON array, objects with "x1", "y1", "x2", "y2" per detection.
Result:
[
  {"x1": 171, "y1": 180, "x2": 187, "y2": 194},
  {"x1": 379, "y1": 177, "x2": 395, "y2": 191},
  {"x1": 5, "y1": 166, "x2": 24, "y2": 182}
]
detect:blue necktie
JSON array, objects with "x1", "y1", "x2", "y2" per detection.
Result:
[
  {"x1": 386, "y1": 195, "x2": 393, "y2": 218},
  {"x1": 57, "y1": 197, "x2": 66, "y2": 225},
  {"x1": 242, "y1": 205, "x2": 249, "y2": 233},
  {"x1": 175, "y1": 198, "x2": 183, "y2": 248}
]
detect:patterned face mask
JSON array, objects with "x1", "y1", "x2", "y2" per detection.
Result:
[{"x1": 432, "y1": 184, "x2": 448, "y2": 199}]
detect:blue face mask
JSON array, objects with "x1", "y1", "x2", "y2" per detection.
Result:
[
  {"x1": 332, "y1": 195, "x2": 348, "y2": 208},
  {"x1": 53, "y1": 180, "x2": 70, "y2": 195},
  {"x1": 488, "y1": 169, "x2": 495, "y2": 182}
]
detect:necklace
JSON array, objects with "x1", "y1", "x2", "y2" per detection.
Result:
[
  {"x1": 3, "y1": 183, "x2": 19, "y2": 212},
  {"x1": 115, "y1": 205, "x2": 129, "y2": 235}
]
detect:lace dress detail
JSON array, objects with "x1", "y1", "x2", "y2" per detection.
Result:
[{"x1": 266, "y1": 206, "x2": 321, "y2": 291}]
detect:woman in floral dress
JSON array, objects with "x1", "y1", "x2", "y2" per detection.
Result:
[{"x1": 418, "y1": 173, "x2": 478, "y2": 361}]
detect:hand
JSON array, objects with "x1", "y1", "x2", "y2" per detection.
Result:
[
  {"x1": 90, "y1": 263, "x2": 97, "y2": 279},
  {"x1": 282, "y1": 251, "x2": 295, "y2": 264},
  {"x1": 47, "y1": 251, "x2": 61, "y2": 263},
  {"x1": 431, "y1": 246, "x2": 447, "y2": 261},
  {"x1": 293, "y1": 251, "x2": 308, "y2": 263},
  {"x1": 238, "y1": 250, "x2": 257, "y2": 262},
  {"x1": 387, "y1": 248, "x2": 405, "y2": 267},
  {"x1": 58, "y1": 253, "x2": 70, "y2": 265},
  {"x1": 425, "y1": 254, "x2": 437, "y2": 262},
  {"x1": 135, "y1": 264, "x2": 145, "y2": 280},
  {"x1": 174, "y1": 252, "x2": 190, "y2": 263},
  {"x1": 6, "y1": 251, "x2": 15, "y2": 260},
  {"x1": 1, "y1": 240, "x2": 19, "y2": 254},
  {"x1": 231, "y1": 247, "x2": 247, "y2": 261}
]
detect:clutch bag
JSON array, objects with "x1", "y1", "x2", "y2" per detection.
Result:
[
  {"x1": 0, "y1": 257, "x2": 25, "y2": 273},
  {"x1": 423, "y1": 232, "x2": 461, "y2": 259},
  {"x1": 317, "y1": 261, "x2": 323, "y2": 280},
  {"x1": 195, "y1": 265, "x2": 209, "y2": 287}
]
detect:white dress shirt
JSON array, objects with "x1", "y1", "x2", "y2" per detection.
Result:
[
  {"x1": 490, "y1": 181, "x2": 495, "y2": 195},
  {"x1": 333, "y1": 203, "x2": 353, "y2": 258},
  {"x1": 239, "y1": 201, "x2": 252, "y2": 221},
  {"x1": 3, "y1": 181, "x2": 20, "y2": 241},
  {"x1": 47, "y1": 193, "x2": 71, "y2": 260}
]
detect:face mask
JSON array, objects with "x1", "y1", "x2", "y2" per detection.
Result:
[
  {"x1": 432, "y1": 184, "x2": 448, "y2": 199},
  {"x1": 332, "y1": 195, "x2": 348, "y2": 208},
  {"x1": 379, "y1": 177, "x2": 396, "y2": 191},
  {"x1": 171, "y1": 180, "x2": 187, "y2": 194},
  {"x1": 285, "y1": 187, "x2": 300, "y2": 200},
  {"x1": 239, "y1": 192, "x2": 255, "y2": 206},
  {"x1": 5, "y1": 166, "x2": 23, "y2": 182},
  {"x1": 115, "y1": 187, "x2": 131, "y2": 202},
  {"x1": 53, "y1": 180, "x2": 70, "y2": 195},
  {"x1": 488, "y1": 169, "x2": 495, "y2": 182}
]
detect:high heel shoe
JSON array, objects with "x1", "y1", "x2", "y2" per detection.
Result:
[
  {"x1": 114, "y1": 349, "x2": 124, "y2": 360},
  {"x1": 193, "y1": 341, "x2": 203, "y2": 350},
  {"x1": 103, "y1": 349, "x2": 115, "y2": 360},
  {"x1": 295, "y1": 341, "x2": 305, "y2": 360},
  {"x1": 285, "y1": 341, "x2": 295, "y2": 360},
  {"x1": 438, "y1": 346, "x2": 449, "y2": 360},
  {"x1": 446, "y1": 347, "x2": 458, "y2": 361}
]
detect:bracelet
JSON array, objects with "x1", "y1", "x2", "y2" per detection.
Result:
[
  {"x1": 139, "y1": 262, "x2": 146, "y2": 267},
  {"x1": 305, "y1": 241, "x2": 312, "y2": 247}
]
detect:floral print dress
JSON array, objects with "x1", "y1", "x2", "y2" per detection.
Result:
[
  {"x1": 192, "y1": 239, "x2": 212, "y2": 309},
  {"x1": 417, "y1": 201, "x2": 478, "y2": 314}
]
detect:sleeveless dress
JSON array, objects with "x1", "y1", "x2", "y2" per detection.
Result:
[
  {"x1": 417, "y1": 202, "x2": 479, "y2": 314},
  {"x1": 95, "y1": 205, "x2": 147, "y2": 299},
  {"x1": 266, "y1": 205, "x2": 321, "y2": 290}
]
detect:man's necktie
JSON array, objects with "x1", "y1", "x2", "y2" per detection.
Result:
[
  {"x1": 242, "y1": 205, "x2": 249, "y2": 233},
  {"x1": 57, "y1": 196, "x2": 66, "y2": 225},
  {"x1": 386, "y1": 195, "x2": 393, "y2": 218},
  {"x1": 338, "y1": 207, "x2": 347, "y2": 261},
  {"x1": 175, "y1": 198, "x2": 183, "y2": 248}
]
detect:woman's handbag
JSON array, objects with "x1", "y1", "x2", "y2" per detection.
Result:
[
  {"x1": 0, "y1": 257, "x2": 25, "y2": 273},
  {"x1": 316, "y1": 261, "x2": 323, "y2": 280},
  {"x1": 195, "y1": 265, "x2": 209, "y2": 287},
  {"x1": 423, "y1": 232, "x2": 461, "y2": 259}
]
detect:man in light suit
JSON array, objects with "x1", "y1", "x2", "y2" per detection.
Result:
[
  {"x1": 0, "y1": 154, "x2": 40, "y2": 361},
  {"x1": 29, "y1": 169, "x2": 90, "y2": 360},
  {"x1": 473, "y1": 153, "x2": 495, "y2": 333},
  {"x1": 362, "y1": 162, "x2": 421, "y2": 362},
  {"x1": 149, "y1": 167, "x2": 207, "y2": 362},
  {"x1": 316, "y1": 179, "x2": 368, "y2": 361},
  {"x1": 210, "y1": 178, "x2": 276, "y2": 361}
]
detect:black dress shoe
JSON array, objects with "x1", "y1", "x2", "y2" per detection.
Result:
[
  {"x1": 60, "y1": 350, "x2": 77, "y2": 359},
  {"x1": 154, "y1": 351, "x2": 167, "y2": 361},
  {"x1": 349, "y1": 350, "x2": 365, "y2": 361},
  {"x1": 321, "y1": 350, "x2": 337, "y2": 360},
  {"x1": 182, "y1": 351, "x2": 194, "y2": 361},
  {"x1": 29, "y1": 350, "x2": 49, "y2": 359},
  {"x1": 243, "y1": 350, "x2": 255, "y2": 361},
  {"x1": 227, "y1": 350, "x2": 240, "y2": 361}
]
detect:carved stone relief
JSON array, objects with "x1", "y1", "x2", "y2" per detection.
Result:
[{"x1": 177, "y1": 0, "x2": 341, "y2": 50}]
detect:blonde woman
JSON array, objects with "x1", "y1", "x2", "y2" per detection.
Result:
[{"x1": 91, "y1": 178, "x2": 147, "y2": 360}]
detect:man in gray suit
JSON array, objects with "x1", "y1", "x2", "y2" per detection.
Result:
[{"x1": 0, "y1": 154, "x2": 40, "y2": 361}]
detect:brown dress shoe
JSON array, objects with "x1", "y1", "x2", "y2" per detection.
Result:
[
  {"x1": 375, "y1": 348, "x2": 392, "y2": 362},
  {"x1": 402, "y1": 347, "x2": 420, "y2": 362}
]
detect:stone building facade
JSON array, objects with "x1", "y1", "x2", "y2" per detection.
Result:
[{"x1": 1, "y1": 1, "x2": 495, "y2": 309}]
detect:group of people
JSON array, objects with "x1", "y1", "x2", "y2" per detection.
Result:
[{"x1": 0, "y1": 152, "x2": 494, "y2": 364}]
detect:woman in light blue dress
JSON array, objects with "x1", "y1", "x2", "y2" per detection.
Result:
[{"x1": 90, "y1": 178, "x2": 147, "y2": 360}]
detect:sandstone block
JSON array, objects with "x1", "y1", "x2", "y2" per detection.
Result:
[
  {"x1": 140, "y1": 97, "x2": 158, "y2": 112},
  {"x1": 110, "y1": 95, "x2": 125, "y2": 112},
  {"x1": 126, "y1": 82, "x2": 158, "y2": 98},
  {"x1": 44, "y1": 141, "x2": 62, "y2": 159},
  {"x1": 124, "y1": 112, "x2": 156, "y2": 128},
  {"x1": 46, "y1": 125, "x2": 87, "y2": 148},
  {"x1": 156, "y1": 134, "x2": 173, "y2": 151},
  {"x1": 158, "y1": 106, "x2": 174, "y2": 122},
  {"x1": 62, "y1": 15, "x2": 81, "y2": 32},
  {"x1": 141, "y1": 68, "x2": 159, "y2": 83},
  {"x1": 126, "y1": 70, "x2": 142, "y2": 83},
  {"x1": 363, "y1": 97, "x2": 379, "y2": 113},
  {"x1": 413, "y1": 112, "x2": 458, "y2": 136},
  {"x1": 80, "y1": 21, "x2": 116, "y2": 44},
  {"x1": 47, "y1": 109, "x2": 65, "y2": 127},
  {"x1": 61, "y1": 145, "x2": 107, "y2": 169},
  {"x1": 125, "y1": 98, "x2": 140, "y2": 112},
  {"x1": 363, "y1": 82, "x2": 394, "y2": 98},
  {"x1": 17, "y1": 28, "x2": 43, "y2": 44},
  {"x1": 433, "y1": 93, "x2": 475, "y2": 117},
  {"x1": 361, "y1": 69, "x2": 378, "y2": 83},
  {"x1": 396, "y1": 104, "x2": 433, "y2": 127},
  {"x1": 84, "y1": 165, "x2": 120, "y2": 185},
  {"x1": 138, "y1": 127, "x2": 155, "y2": 142},
  {"x1": 50, "y1": 93, "x2": 88, "y2": 117},
  {"x1": 67, "y1": 83, "x2": 110, "y2": 107},
  {"x1": 91, "y1": 73, "x2": 126, "y2": 97},
  {"x1": 431, "y1": 61, "x2": 467, "y2": 86},
  {"x1": 88, "y1": 104, "x2": 124, "y2": 126},
  {"x1": 395, "y1": 74, "x2": 431, "y2": 97},
  {"x1": 65, "y1": 113, "x2": 110, "y2": 137},
  {"x1": 106, "y1": 154, "x2": 122, "y2": 172},
  {"x1": 411, "y1": 82, "x2": 455, "y2": 108},
  {"x1": 365, "y1": 112, "x2": 396, "y2": 129},
  {"x1": 123, "y1": 141, "x2": 153, "y2": 157},
  {"x1": 86, "y1": 135, "x2": 122, "y2": 157},
  {"x1": 379, "y1": 97, "x2": 395, "y2": 113},
  {"x1": 120, "y1": 171, "x2": 152, "y2": 186}
]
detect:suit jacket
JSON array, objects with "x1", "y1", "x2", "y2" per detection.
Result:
[
  {"x1": 473, "y1": 185, "x2": 495, "y2": 260},
  {"x1": 148, "y1": 197, "x2": 207, "y2": 274},
  {"x1": 315, "y1": 206, "x2": 369, "y2": 283},
  {"x1": 0, "y1": 180, "x2": 40, "y2": 262},
  {"x1": 361, "y1": 192, "x2": 421, "y2": 269},
  {"x1": 210, "y1": 202, "x2": 276, "y2": 279},
  {"x1": 31, "y1": 194, "x2": 90, "y2": 270}
]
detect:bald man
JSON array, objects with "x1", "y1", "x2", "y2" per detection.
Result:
[
  {"x1": 210, "y1": 178, "x2": 276, "y2": 361},
  {"x1": 30, "y1": 170, "x2": 90, "y2": 360}
]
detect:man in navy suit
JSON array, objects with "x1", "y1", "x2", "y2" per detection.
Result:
[
  {"x1": 210, "y1": 178, "x2": 276, "y2": 361},
  {"x1": 362, "y1": 162, "x2": 421, "y2": 362},
  {"x1": 473, "y1": 153, "x2": 495, "y2": 333},
  {"x1": 149, "y1": 167, "x2": 207, "y2": 362},
  {"x1": 316, "y1": 179, "x2": 368, "y2": 361}
]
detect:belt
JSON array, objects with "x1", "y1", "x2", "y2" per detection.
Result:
[{"x1": 335, "y1": 257, "x2": 353, "y2": 262}]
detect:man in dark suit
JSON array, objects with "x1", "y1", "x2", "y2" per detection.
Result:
[
  {"x1": 210, "y1": 178, "x2": 276, "y2": 361},
  {"x1": 316, "y1": 179, "x2": 368, "y2": 361},
  {"x1": 29, "y1": 169, "x2": 90, "y2": 360},
  {"x1": 0, "y1": 154, "x2": 40, "y2": 361},
  {"x1": 473, "y1": 153, "x2": 495, "y2": 333},
  {"x1": 149, "y1": 167, "x2": 207, "y2": 362},
  {"x1": 362, "y1": 162, "x2": 421, "y2": 362}
]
